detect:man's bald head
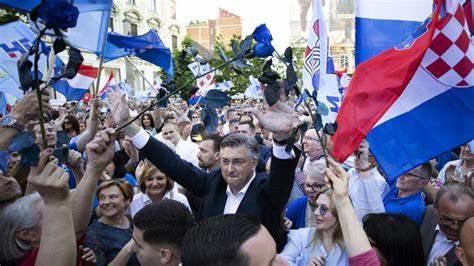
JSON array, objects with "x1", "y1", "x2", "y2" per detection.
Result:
[{"x1": 456, "y1": 217, "x2": 474, "y2": 266}]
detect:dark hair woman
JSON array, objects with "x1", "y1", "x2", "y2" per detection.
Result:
[{"x1": 363, "y1": 213, "x2": 425, "y2": 266}]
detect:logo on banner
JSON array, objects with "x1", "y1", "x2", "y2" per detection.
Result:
[
  {"x1": 304, "y1": 20, "x2": 322, "y2": 90},
  {"x1": 420, "y1": 4, "x2": 472, "y2": 87},
  {"x1": 0, "y1": 38, "x2": 32, "y2": 58}
]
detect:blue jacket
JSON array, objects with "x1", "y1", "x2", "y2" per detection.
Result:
[
  {"x1": 285, "y1": 196, "x2": 308, "y2": 229},
  {"x1": 383, "y1": 188, "x2": 425, "y2": 227}
]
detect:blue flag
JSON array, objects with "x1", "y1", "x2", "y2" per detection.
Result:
[
  {"x1": 0, "y1": 21, "x2": 63, "y2": 97},
  {"x1": 0, "y1": 0, "x2": 112, "y2": 53},
  {"x1": 101, "y1": 30, "x2": 173, "y2": 78},
  {"x1": 0, "y1": 91, "x2": 7, "y2": 115}
]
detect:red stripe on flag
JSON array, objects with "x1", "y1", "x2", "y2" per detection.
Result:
[
  {"x1": 78, "y1": 65, "x2": 99, "y2": 78},
  {"x1": 331, "y1": 0, "x2": 442, "y2": 162}
]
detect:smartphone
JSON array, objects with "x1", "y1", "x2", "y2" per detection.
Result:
[{"x1": 53, "y1": 146, "x2": 69, "y2": 165}]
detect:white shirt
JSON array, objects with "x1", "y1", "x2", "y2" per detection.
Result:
[
  {"x1": 176, "y1": 139, "x2": 200, "y2": 167},
  {"x1": 280, "y1": 228, "x2": 349, "y2": 266},
  {"x1": 427, "y1": 225, "x2": 459, "y2": 265},
  {"x1": 130, "y1": 190, "x2": 192, "y2": 218},
  {"x1": 223, "y1": 122, "x2": 230, "y2": 134},
  {"x1": 223, "y1": 172, "x2": 256, "y2": 214},
  {"x1": 348, "y1": 167, "x2": 390, "y2": 221},
  {"x1": 153, "y1": 135, "x2": 200, "y2": 167}
]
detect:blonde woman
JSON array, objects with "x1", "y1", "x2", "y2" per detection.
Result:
[
  {"x1": 130, "y1": 160, "x2": 191, "y2": 217},
  {"x1": 280, "y1": 189, "x2": 348, "y2": 266}
]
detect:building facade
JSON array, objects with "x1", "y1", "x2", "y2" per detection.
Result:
[
  {"x1": 186, "y1": 8, "x2": 242, "y2": 51},
  {"x1": 80, "y1": 0, "x2": 183, "y2": 93}
]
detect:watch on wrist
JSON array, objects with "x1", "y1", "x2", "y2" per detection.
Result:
[{"x1": 0, "y1": 115, "x2": 25, "y2": 131}]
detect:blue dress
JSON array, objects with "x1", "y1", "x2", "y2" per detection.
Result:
[{"x1": 84, "y1": 220, "x2": 139, "y2": 266}]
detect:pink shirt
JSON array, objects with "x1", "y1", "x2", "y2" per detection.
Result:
[{"x1": 349, "y1": 249, "x2": 380, "y2": 266}]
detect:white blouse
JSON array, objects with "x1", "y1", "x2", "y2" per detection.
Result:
[
  {"x1": 130, "y1": 190, "x2": 192, "y2": 218},
  {"x1": 280, "y1": 228, "x2": 349, "y2": 266}
]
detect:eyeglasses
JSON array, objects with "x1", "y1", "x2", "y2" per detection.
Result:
[
  {"x1": 305, "y1": 183, "x2": 329, "y2": 192},
  {"x1": 439, "y1": 215, "x2": 469, "y2": 227},
  {"x1": 303, "y1": 136, "x2": 320, "y2": 142}
]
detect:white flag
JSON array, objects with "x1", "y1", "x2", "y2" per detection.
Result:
[
  {"x1": 303, "y1": 0, "x2": 342, "y2": 124},
  {"x1": 244, "y1": 75, "x2": 262, "y2": 99}
]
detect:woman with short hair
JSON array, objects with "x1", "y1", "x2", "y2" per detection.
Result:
[
  {"x1": 130, "y1": 160, "x2": 191, "y2": 217},
  {"x1": 84, "y1": 179, "x2": 139, "y2": 266}
]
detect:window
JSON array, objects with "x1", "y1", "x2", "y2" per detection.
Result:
[
  {"x1": 124, "y1": 20, "x2": 138, "y2": 36},
  {"x1": 172, "y1": 35, "x2": 178, "y2": 50},
  {"x1": 150, "y1": 0, "x2": 157, "y2": 12},
  {"x1": 109, "y1": 17, "x2": 114, "y2": 31},
  {"x1": 170, "y1": 6, "x2": 176, "y2": 19},
  {"x1": 339, "y1": 54, "x2": 349, "y2": 69},
  {"x1": 127, "y1": 0, "x2": 135, "y2": 5}
]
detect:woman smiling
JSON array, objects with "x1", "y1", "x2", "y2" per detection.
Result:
[
  {"x1": 130, "y1": 160, "x2": 191, "y2": 217},
  {"x1": 84, "y1": 179, "x2": 139, "y2": 265},
  {"x1": 280, "y1": 189, "x2": 348, "y2": 266}
]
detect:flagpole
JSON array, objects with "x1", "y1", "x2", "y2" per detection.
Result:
[
  {"x1": 125, "y1": 56, "x2": 159, "y2": 93},
  {"x1": 94, "y1": 9, "x2": 112, "y2": 96},
  {"x1": 115, "y1": 56, "x2": 241, "y2": 132}
]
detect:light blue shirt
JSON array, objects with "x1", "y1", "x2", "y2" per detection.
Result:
[{"x1": 280, "y1": 228, "x2": 349, "y2": 266}]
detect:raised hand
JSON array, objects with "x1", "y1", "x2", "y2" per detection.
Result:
[
  {"x1": 107, "y1": 90, "x2": 131, "y2": 126},
  {"x1": 10, "y1": 88, "x2": 51, "y2": 124},
  {"x1": 246, "y1": 100, "x2": 298, "y2": 142},
  {"x1": 85, "y1": 129, "x2": 116, "y2": 173},
  {"x1": 28, "y1": 149, "x2": 70, "y2": 205},
  {"x1": 66, "y1": 149, "x2": 83, "y2": 169}
]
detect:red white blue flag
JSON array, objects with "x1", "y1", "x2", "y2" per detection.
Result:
[{"x1": 333, "y1": 0, "x2": 474, "y2": 179}]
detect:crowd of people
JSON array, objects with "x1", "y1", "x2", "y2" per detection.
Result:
[{"x1": 0, "y1": 84, "x2": 473, "y2": 266}]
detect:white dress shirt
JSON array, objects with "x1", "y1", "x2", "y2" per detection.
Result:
[
  {"x1": 130, "y1": 190, "x2": 192, "y2": 217},
  {"x1": 427, "y1": 225, "x2": 459, "y2": 265},
  {"x1": 223, "y1": 172, "x2": 256, "y2": 214},
  {"x1": 132, "y1": 129, "x2": 296, "y2": 215},
  {"x1": 152, "y1": 134, "x2": 200, "y2": 167},
  {"x1": 348, "y1": 167, "x2": 390, "y2": 221}
]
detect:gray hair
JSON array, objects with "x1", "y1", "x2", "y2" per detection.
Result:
[
  {"x1": 220, "y1": 133, "x2": 259, "y2": 161},
  {"x1": 305, "y1": 159, "x2": 327, "y2": 180},
  {"x1": 435, "y1": 184, "x2": 474, "y2": 208},
  {"x1": 0, "y1": 193, "x2": 41, "y2": 261}
]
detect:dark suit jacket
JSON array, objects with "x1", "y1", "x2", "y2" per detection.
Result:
[
  {"x1": 140, "y1": 136, "x2": 300, "y2": 252},
  {"x1": 420, "y1": 205, "x2": 459, "y2": 266}
]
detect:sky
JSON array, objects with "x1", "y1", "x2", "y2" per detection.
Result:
[{"x1": 176, "y1": 0, "x2": 294, "y2": 51}]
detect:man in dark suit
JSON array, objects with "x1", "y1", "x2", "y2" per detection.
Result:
[
  {"x1": 108, "y1": 91, "x2": 300, "y2": 252},
  {"x1": 420, "y1": 184, "x2": 474, "y2": 266}
]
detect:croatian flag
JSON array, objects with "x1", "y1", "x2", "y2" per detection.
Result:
[
  {"x1": 303, "y1": 0, "x2": 341, "y2": 124},
  {"x1": 333, "y1": 0, "x2": 474, "y2": 180},
  {"x1": 50, "y1": 65, "x2": 98, "y2": 101},
  {"x1": 355, "y1": 0, "x2": 432, "y2": 65}
]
